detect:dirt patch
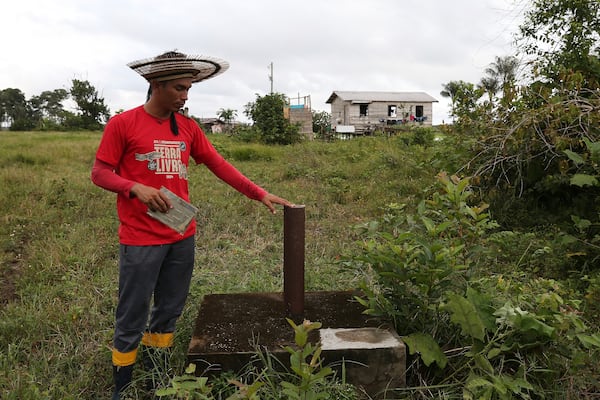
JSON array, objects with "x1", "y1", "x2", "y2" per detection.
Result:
[
  {"x1": 0, "y1": 227, "x2": 28, "y2": 306},
  {"x1": 1, "y1": 258, "x2": 21, "y2": 305}
]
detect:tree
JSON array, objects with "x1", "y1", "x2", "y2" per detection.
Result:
[
  {"x1": 0, "y1": 88, "x2": 32, "y2": 130},
  {"x1": 311, "y1": 110, "x2": 330, "y2": 138},
  {"x1": 518, "y1": 0, "x2": 600, "y2": 88},
  {"x1": 440, "y1": 81, "x2": 461, "y2": 120},
  {"x1": 484, "y1": 56, "x2": 518, "y2": 91},
  {"x1": 29, "y1": 89, "x2": 70, "y2": 130},
  {"x1": 483, "y1": 56, "x2": 519, "y2": 104},
  {"x1": 244, "y1": 93, "x2": 300, "y2": 145},
  {"x1": 478, "y1": 76, "x2": 500, "y2": 104},
  {"x1": 216, "y1": 108, "x2": 237, "y2": 132},
  {"x1": 69, "y1": 79, "x2": 110, "y2": 130},
  {"x1": 440, "y1": 80, "x2": 483, "y2": 126}
]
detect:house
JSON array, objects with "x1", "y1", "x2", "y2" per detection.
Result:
[
  {"x1": 326, "y1": 91, "x2": 438, "y2": 136},
  {"x1": 196, "y1": 117, "x2": 227, "y2": 133}
]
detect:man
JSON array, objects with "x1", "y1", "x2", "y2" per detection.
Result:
[{"x1": 91, "y1": 51, "x2": 292, "y2": 399}]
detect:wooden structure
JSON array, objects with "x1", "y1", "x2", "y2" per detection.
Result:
[{"x1": 326, "y1": 91, "x2": 438, "y2": 136}]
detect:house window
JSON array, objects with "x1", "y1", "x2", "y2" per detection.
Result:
[
  {"x1": 388, "y1": 105, "x2": 397, "y2": 117},
  {"x1": 359, "y1": 104, "x2": 369, "y2": 117},
  {"x1": 415, "y1": 105, "x2": 424, "y2": 118}
]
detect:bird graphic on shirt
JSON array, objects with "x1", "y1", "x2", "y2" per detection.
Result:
[{"x1": 135, "y1": 151, "x2": 162, "y2": 162}]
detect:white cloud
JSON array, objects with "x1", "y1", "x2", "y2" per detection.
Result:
[{"x1": 1, "y1": 0, "x2": 524, "y2": 125}]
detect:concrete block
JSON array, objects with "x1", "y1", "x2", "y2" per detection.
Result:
[{"x1": 320, "y1": 328, "x2": 406, "y2": 398}]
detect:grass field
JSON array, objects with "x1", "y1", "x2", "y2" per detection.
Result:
[{"x1": 0, "y1": 131, "x2": 444, "y2": 399}]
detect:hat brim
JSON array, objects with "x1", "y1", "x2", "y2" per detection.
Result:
[{"x1": 128, "y1": 54, "x2": 229, "y2": 83}]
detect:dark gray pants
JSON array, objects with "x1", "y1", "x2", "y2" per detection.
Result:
[{"x1": 113, "y1": 236, "x2": 195, "y2": 354}]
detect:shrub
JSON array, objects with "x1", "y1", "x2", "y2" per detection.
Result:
[
  {"x1": 344, "y1": 173, "x2": 600, "y2": 398},
  {"x1": 411, "y1": 126, "x2": 436, "y2": 146}
]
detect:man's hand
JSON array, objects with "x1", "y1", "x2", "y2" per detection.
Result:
[
  {"x1": 131, "y1": 184, "x2": 172, "y2": 213},
  {"x1": 261, "y1": 193, "x2": 293, "y2": 214}
]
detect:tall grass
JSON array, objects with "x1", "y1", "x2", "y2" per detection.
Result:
[{"x1": 0, "y1": 131, "x2": 442, "y2": 399}]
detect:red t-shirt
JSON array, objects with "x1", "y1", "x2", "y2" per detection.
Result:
[{"x1": 94, "y1": 106, "x2": 267, "y2": 245}]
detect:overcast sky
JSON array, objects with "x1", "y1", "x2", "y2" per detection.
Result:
[{"x1": 1, "y1": 0, "x2": 528, "y2": 125}]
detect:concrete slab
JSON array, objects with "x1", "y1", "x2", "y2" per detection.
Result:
[{"x1": 187, "y1": 290, "x2": 405, "y2": 397}]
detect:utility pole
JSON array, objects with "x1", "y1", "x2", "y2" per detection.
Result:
[{"x1": 268, "y1": 62, "x2": 273, "y2": 94}]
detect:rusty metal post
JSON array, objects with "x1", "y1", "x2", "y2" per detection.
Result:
[{"x1": 284, "y1": 205, "x2": 305, "y2": 317}]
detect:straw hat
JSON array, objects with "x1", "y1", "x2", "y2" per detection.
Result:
[{"x1": 127, "y1": 51, "x2": 229, "y2": 83}]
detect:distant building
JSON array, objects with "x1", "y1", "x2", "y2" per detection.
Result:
[
  {"x1": 284, "y1": 94, "x2": 313, "y2": 140},
  {"x1": 326, "y1": 91, "x2": 438, "y2": 136},
  {"x1": 196, "y1": 117, "x2": 227, "y2": 133}
]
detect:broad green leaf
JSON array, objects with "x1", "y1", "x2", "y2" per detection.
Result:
[
  {"x1": 517, "y1": 314, "x2": 555, "y2": 338},
  {"x1": 177, "y1": 380, "x2": 203, "y2": 390},
  {"x1": 473, "y1": 353, "x2": 494, "y2": 374},
  {"x1": 312, "y1": 367, "x2": 334, "y2": 380},
  {"x1": 570, "y1": 174, "x2": 599, "y2": 187},
  {"x1": 487, "y1": 347, "x2": 502, "y2": 359},
  {"x1": 456, "y1": 176, "x2": 471, "y2": 193},
  {"x1": 403, "y1": 332, "x2": 448, "y2": 368},
  {"x1": 558, "y1": 233, "x2": 578, "y2": 245},
  {"x1": 577, "y1": 333, "x2": 600, "y2": 349},
  {"x1": 465, "y1": 206, "x2": 478, "y2": 219},
  {"x1": 443, "y1": 293, "x2": 486, "y2": 340},
  {"x1": 295, "y1": 329, "x2": 308, "y2": 347},
  {"x1": 435, "y1": 220, "x2": 454, "y2": 235},
  {"x1": 466, "y1": 287, "x2": 496, "y2": 331},
  {"x1": 564, "y1": 149, "x2": 584, "y2": 165},
  {"x1": 583, "y1": 138, "x2": 600, "y2": 157},
  {"x1": 421, "y1": 215, "x2": 435, "y2": 233}
]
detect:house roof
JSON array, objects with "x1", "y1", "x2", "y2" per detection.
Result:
[
  {"x1": 197, "y1": 117, "x2": 225, "y2": 125},
  {"x1": 326, "y1": 91, "x2": 438, "y2": 104}
]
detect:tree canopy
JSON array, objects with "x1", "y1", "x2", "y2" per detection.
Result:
[
  {"x1": 244, "y1": 93, "x2": 301, "y2": 145},
  {"x1": 518, "y1": 0, "x2": 600, "y2": 88},
  {"x1": 0, "y1": 79, "x2": 109, "y2": 131},
  {"x1": 0, "y1": 88, "x2": 29, "y2": 130},
  {"x1": 69, "y1": 79, "x2": 110, "y2": 130}
]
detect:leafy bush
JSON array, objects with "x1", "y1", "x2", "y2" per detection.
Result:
[
  {"x1": 411, "y1": 127, "x2": 436, "y2": 146},
  {"x1": 344, "y1": 173, "x2": 600, "y2": 398}
]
